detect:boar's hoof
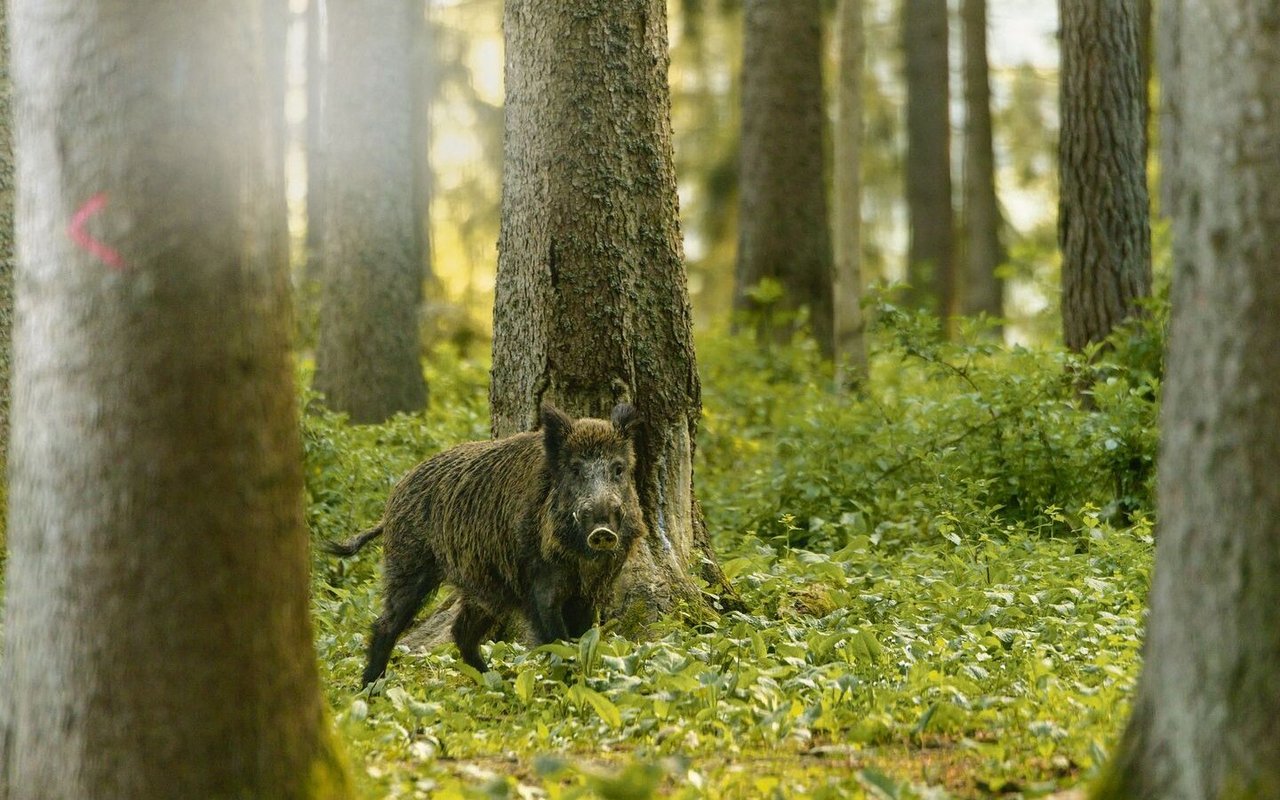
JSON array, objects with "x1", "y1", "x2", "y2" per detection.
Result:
[{"x1": 587, "y1": 526, "x2": 620, "y2": 551}]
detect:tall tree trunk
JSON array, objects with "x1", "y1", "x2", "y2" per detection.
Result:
[
  {"x1": 492, "y1": 0, "x2": 736, "y2": 620},
  {"x1": 314, "y1": 0, "x2": 428, "y2": 422},
  {"x1": 833, "y1": 0, "x2": 867, "y2": 387},
  {"x1": 412, "y1": 0, "x2": 435, "y2": 286},
  {"x1": 1058, "y1": 0, "x2": 1151, "y2": 352},
  {"x1": 0, "y1": 0, "x2": 14, "y2": 488},
  {"x1": 0, "y1": 2, "x2": 349, "y2": 797},
  {"x1": 1138, "y1": 0, "x2": 1152, "y2": 163},
  {"x1": 959, "y1": 0, "x2": 1003, "y2": 326},
  {"x1": 1091, "y1": 4, "x2": 1280, "y2": 798},
  {"x1": 902, "y1": 0, "x2": 955, "y2": 319},
  {"x1": 305, "y1": 0, "x2": 327, "y2": 286},
  {"x1": 734, "y1": 0, "x2": 834, "y2": 357}
]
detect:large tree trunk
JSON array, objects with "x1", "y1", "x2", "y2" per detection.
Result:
[
  {"x1": 1058, "y1": 0, "x2": 1151, "y2": 352},
  {"x1": 314, "y1": 0, "x2": 428, "y2": 422},
  {"x1": 1091, "y1": 3, "x2": 1280, "y2": 798},
  {"x1": 959, "y1": 0, "x2": 1003, "y2": 326},
  {"x1": 734, "y1": 0, "x2": 834, "y2": 356},
  {"x1": 902, "y1": 0, "x2": 955, "y2": 319},
  {"x1": 833, "y1": 0, "x2": 868, "y2": 388},
  {"x1": 0, "y1": 2, "x2": 349, "y2": 797},
  {"x1": 492, "y1": 0, "x2": 736, "y2": 621}
]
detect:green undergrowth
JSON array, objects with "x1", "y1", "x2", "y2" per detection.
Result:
[{"x1": 305, "y1": 311, "x2": 1162, "y2": 799}]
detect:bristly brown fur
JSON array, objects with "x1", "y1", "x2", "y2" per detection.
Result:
[{"x1": 326, "y1": 403, "x2": 646, "y2": 684}]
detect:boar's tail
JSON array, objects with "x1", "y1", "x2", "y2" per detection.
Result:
[{"x1": 322, "y1": 523, "x2": 385, "y2": 557}]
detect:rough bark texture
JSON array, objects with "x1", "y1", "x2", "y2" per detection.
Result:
[
  {"x1": 491, "y1": 0, "x2": 736, "y2": 624},
  {"x1": 959, "y1": 0, "x2": 1003, "y2": 325},
  {"x1": 0, "y1": 0, "x2": 14, "y2": 483},
  {"x1": 902, "y1": 0, "x2": 955, "y2": 318},
  {"x1": 734, "y1": 0, "x2": 834, "y2": 356},
  {"x1": 0, "y1": 2, "x2": 349, "y2": 798},
  {"x1": 1058, "y1": 0, "x2": 1151, "y2": 352},
  {"x1": 833, "y1": 0, "x2": 867, "y2": 387},
  {"x1": 1091, "y1": 4, "x2": 1280, "y2": 799},
  {"x1": 314, "y1": 0, "x2": 428, "y2": 423}
]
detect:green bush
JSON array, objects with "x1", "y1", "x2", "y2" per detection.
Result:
[{"x1": 698, "y1": 303, "x2": 1162, "y2": 551}]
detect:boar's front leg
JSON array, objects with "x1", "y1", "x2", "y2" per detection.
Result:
[
  {"x1": 528, "y1": 572, "x2": 572, "y2": 645},
  {"x1": 562, "y1": 595, "x2": 596, "y2": 638}
]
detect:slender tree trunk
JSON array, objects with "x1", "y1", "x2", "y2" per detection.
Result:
[
  {"x1": 305, "y1": 0, "x2": 327, "y2": 285},
  {"x1": 412, "y1": 0, "x2": 435, "y2": 286},
  {"x1": 1138, "y1": 0, "x2": 1152, "y2": 163},
  {"x1": 1058, "y1": 0, "x2": 1151, "y2": 352},
  {"x1": 265, "y1": 0, "x2": 289, "y2": 235},
  {"x1": 0, "y1": 2, "x2": 349, "y2": 797},
  {"x1": 492, "y1": 0, "x2": 736, "y2": 620},
  {"x1": 734, "y1": 0, "x2": 834, "y2": 356},
  {"x1": 833, "y1": 0, "x2": 868, "y2": 387},
  {"x1": 902, "y1": 0, "x2": 955, "y2": 319},
  {"x1": 0, "y1": 0, "x2": 14, "y2": 486},
  {"x1": 959, "y1": 0, "x2": 1004, "y2": 326},
  {"x1": 1092, "y1": 4, "x2": 1280, "y2": 798},
  {"x1": 314, "y1": 0, "x2": 428, "y2": 422}
]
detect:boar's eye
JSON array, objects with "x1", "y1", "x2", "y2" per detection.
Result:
[
  {"x1": 569, "y1": 460, "x2": 585, "y2": 478},
  {"x1": 610, "y1": 461, "x2": 625, "y2": 480}
]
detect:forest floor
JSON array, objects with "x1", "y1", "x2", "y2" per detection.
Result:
[{"x1": 308, "y1": 316, "x2": 1160, "y2": 799}]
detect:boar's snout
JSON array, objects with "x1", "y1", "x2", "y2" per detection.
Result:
[{"x1": 587, "y1": 526, "x2": 620, "y2": 551}]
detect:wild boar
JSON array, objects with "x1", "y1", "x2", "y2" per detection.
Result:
[{"x1": 325, "y1": 403, "x2": 645, "y2": 684}]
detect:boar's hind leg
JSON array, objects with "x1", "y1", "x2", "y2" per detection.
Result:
[
  {"x1": 452, "y1": 597, "x2": 498, "y2": 673},
  {"x1": 362, "y1": 564, "x2": 442, "y2": 686}
]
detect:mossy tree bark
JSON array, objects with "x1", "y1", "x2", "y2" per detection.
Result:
[
  {"x1": 903, "y1": 0, "x2": 955, "y2": 319},
  {"x1": 314, "y1": 0, "x2": 428, "y2": 423},
  {"x1": 1058, "y1": 0, "x2": 1151, "y2": 352},
  {"x1": 833, "y1": 0, "x2": 867, "y2": 388},
  {"x1": 0, "y1": 1, "x2": 349, "y2": 798},
  {"x1": 734, "y1": 0, "x2": 834, "y2": 356},
  {"x1": 959, "y1": 0, "x2": 1004, "y2": 327},
  {"x1": 1090, "y1": 4, "x2": 1280, "y2": 799},
  {"x1": 491, "y1": 0, "x2": 737, "y2": 622}
]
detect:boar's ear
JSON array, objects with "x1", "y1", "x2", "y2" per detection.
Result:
[
  {"x1": 540, "y1": 403, "x2": 574, "y2": 461},
  {"x1": 610, "y1": 403, "x2": 641, "y2": 440}
]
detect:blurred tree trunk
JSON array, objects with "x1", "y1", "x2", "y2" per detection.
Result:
[
  {"x1": 490, "y1": 0, "x2": 737, "y2": 623},
  {"x1": 734, "y1": 0, "x2": 834, "y2": 356},
  {"x1": 959, "y1": 0, "x2": 1003, "y2": 327},
  {"x1": 0, "y1": 1, "x2": 349, "y2": 797},
  {"x1": 305, "y1": 0, "x2": 327, "y2": 285},
  {"x1": 412, "y1": 1, "x2": 435, "y2": 286},
  {"x1": 0, "y1": 0, "x2": 13, "y2": 488},
  {"x1": 1058, "y1": 0, "x2": 1151, "y2": 352},
  {"x1": 1092, "y1": 4, "x2": 1280, "y2": 798},
  {"x1": 833, "y1": 0, "x2": 867, "y2": 387},
  {"x1": 315, "y1": 0, "x2": 428, "y2": 422},
  {"x1": 264, "y1": 0, "x2": 288, "y2": 218},
  {"x1": 902, "y1": 0, "x2": 955, "y2": 319}
]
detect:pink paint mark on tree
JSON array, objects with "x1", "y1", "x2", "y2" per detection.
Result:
[{"x1": 68, "y1": 192, "x2": 127, "y2": 271}]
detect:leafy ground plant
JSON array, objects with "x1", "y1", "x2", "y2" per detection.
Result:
[{"x1": 307, "y1": 323, "x2": 1159, "y2": 798}]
